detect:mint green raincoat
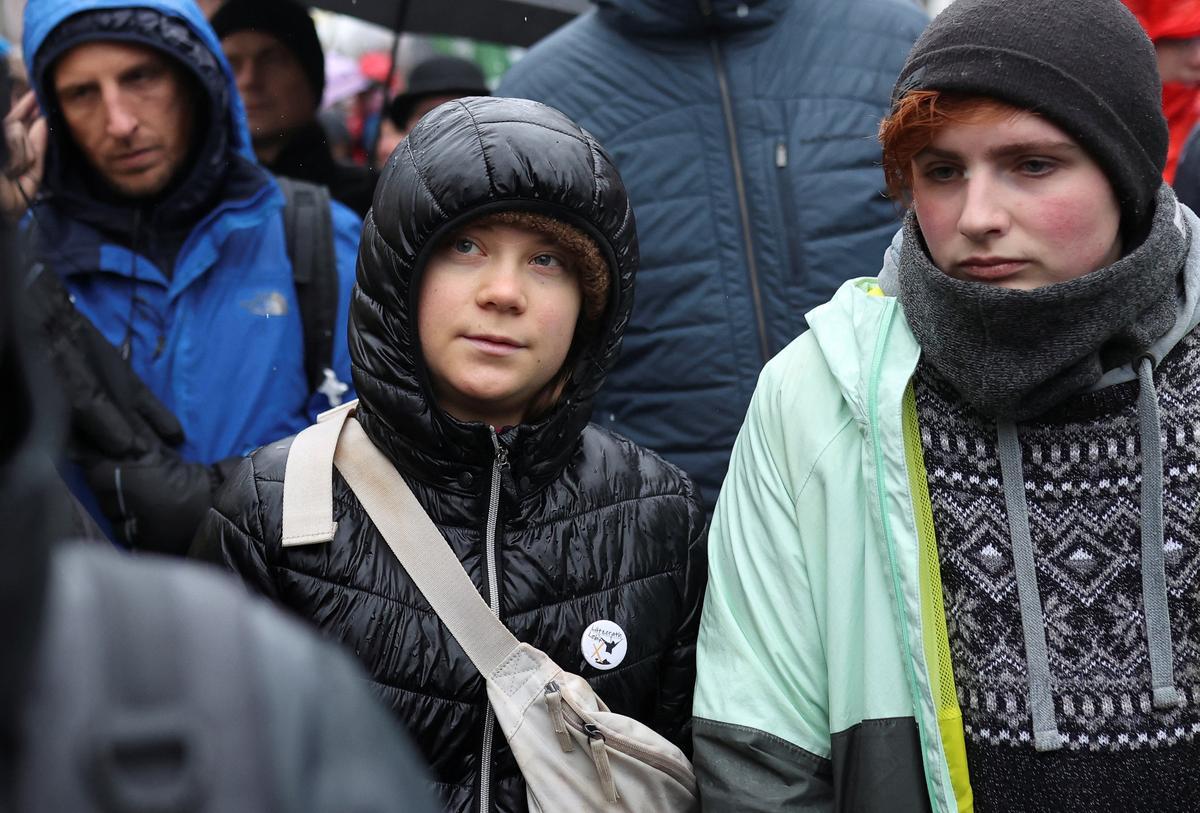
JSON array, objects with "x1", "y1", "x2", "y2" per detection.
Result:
[{"x1": 693, "y1": 275, "x2": 968, "y2": 813}]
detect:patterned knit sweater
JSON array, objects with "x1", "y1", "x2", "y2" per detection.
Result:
[{"x1": 914, "y1": 327, "x2": 1200, "y2": 812}]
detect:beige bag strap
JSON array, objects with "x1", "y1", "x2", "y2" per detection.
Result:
[
  {"x1": 332, "y1": 418, "x2": 522, "y2": 676},
  {"x1": 280, "y1": 400, "x2": 358, "y2": 547}
]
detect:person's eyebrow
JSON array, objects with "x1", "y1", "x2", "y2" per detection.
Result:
[
  {"x1": 56, "y1": 79, "x2": 91, "y2": 95},
  {"x1": 119, "y1": 58, "x2": 165, "y2": 80},
  {"x1": 55, "y1": 76, "x2": 97, "y2": 96},
  {"x1": 985, "y1": 140, "x2": 1081, "y2": 158},
  {"x1": 916, "y1": 140, "x2": 1081, "y2": 160}
]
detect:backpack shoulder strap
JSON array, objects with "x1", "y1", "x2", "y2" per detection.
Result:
[{"x1": 277, "y1": 176, "x2": 338, "y2": 396}]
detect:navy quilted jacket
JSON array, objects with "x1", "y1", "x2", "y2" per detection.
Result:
[{"x1": 499, "y1": 0, "x2": 927, "y2": 509}]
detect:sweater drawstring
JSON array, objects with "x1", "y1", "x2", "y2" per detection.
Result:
[
  {"x1": 996, "y1": 421, "x2": 1063, "y2": 752},
  {"x1": 1136, "y1": 356, "x2": 1180, "y2": 710},
  {"x1": 995, "y1": 358, "x2": 1180, "y2": 753}
]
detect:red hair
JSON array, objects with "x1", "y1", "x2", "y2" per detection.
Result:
[{"x1": 878, "y1": 91, "x2": 1031, "y2": 204}]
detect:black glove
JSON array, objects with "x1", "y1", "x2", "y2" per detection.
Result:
[
  {"x1": 82, "y1": 451, "x2": 243, "y2": 555},
  {"x1": 26, "y1": 263, "x2": 183, "y2": 458},
  {"x1": 25, "y1": 264, "x2": 237, "y2": 553}
]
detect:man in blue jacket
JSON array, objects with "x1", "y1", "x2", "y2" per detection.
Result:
[
  {"x1": 499, "y1": 0, "x2": 927, "y2": 511},
  {"x1": 6, "y1": 0, "x2": 361, "y2": 552}
]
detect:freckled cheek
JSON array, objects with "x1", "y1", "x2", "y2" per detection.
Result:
[{"x1": 533, "y1": 309, "x2": 578, "y2": 345}]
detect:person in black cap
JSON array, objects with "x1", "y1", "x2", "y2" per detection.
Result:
[
  {"x1": 213, "y1": 0, "x2": 376, "y2": 217},
  {"x1": 373, "y1": 54, "x2": 488, "y2": 167},
  {"x1": 693, "y1": 0, "x2": 1200, "y2": 810}
]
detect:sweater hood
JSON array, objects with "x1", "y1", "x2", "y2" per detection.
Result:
[
  {"x1": 596, "y1": 0, "x2": 789, "y2": 37},
  {"x1": 23, "y1": 0, "x2": 260, "y2": 233},
  {"x1": 352, "y1": 96, "x2": 638, "y2": 493}
]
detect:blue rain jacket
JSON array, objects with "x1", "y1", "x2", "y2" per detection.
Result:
[{"x1": 23, "y1": 0, "x2": 359, "y2": 467}]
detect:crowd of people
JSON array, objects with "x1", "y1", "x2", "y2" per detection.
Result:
[{"x1": 5, "y1": 0, "x2": 1200, "y2": 810}]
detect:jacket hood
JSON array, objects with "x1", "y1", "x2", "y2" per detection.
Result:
[
  {"x1": 1122, "y1": 0, "x2": 1200, "y2": 41},
  {"x1": 352, "y1": 96, "x2": 638, "y2": 493},
  {"x1": 596, "y1": 0, "x2": 789, "y2": 36},
  {"x1": 23, "y1": 0, "x2": 258, "y2": 231}
]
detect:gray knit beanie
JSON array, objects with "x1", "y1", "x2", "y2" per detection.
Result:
[{"x1": 892, "y1": 0, "x2": 1167, "y2": 241}]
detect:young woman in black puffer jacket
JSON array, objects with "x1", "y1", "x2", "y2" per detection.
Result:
[{"x1": 190, "y1": 97, "x2": 707, "y2": 813}]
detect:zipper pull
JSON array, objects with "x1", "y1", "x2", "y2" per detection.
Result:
[
  {"x1": 543, "y1": 683, "x2": 575, "y2": 753},
  {"x1": 584, "y1": 724, "x2": 618, "y2": 802},
  {"x1": 775, "y1": 141, "x2": 788, "y2": 169},
  {"x1": 489, "y1": 427, "x2": 509, "y2": 470}
]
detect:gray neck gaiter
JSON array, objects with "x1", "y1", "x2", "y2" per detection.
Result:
[{"x1": 898, "y1": 184, "x2": 1188, "y2": 421}]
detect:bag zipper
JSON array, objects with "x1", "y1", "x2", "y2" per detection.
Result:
[
  {"x1": 586, "y1": 724, "x2": 619, "y2": 803},
  {"x1": 542, "y1": 681, "x2": 695, "y2": 790},
  {"x1": 478, "y1": 429, "x2": 508, "y2": 813}
]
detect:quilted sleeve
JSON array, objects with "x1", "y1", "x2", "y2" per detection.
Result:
[{"x1": 188, "y1": 454, "x2": 281, "y2": 602}]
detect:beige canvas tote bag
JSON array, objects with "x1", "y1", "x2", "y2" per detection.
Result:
[{"x1": 281, "y1": 403, "x2": 699, "y2": 812}]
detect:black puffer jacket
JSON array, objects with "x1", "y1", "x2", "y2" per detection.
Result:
[{"x1": 192, "y1": 97, "x2": 708, "y2": 813}]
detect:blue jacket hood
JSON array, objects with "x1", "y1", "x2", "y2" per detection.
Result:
[
  {"x1": 23, "y1": 0, "x2": 262, "y2": 238},
  {"x1": 597, "y1": 0, "x2": 789, "y2": 36},
  {"x1": 23, "y1": 0, "x2": 254, "y2": 161}
]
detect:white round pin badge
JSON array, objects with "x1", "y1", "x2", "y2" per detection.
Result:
[{"x1": 581, "y1": 620, "x2": 627, "y2": 671}]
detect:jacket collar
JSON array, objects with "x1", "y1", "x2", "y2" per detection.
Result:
[
  {"x1": 267, "y1": 120, "x2": 337, "y2": 179},
  {"x1": 29, "y1": 152, "x2": 277, "y2": 297},
  {"x1": 807, "y1": 276, "x2": 919, "y2": 425},
  {"x1": 597, "y1": 0, "x2": 789, "y2": 37}
]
